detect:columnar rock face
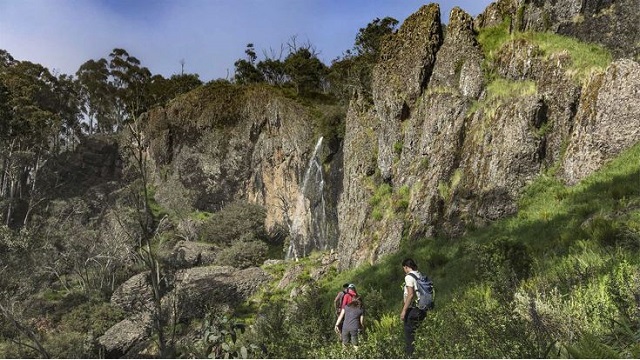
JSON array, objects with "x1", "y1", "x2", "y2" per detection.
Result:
[
  {"x1": 562, "y1": 60, "x2": 640, "y2": 184},
  {"x1": 371, "y1": 4, "x2": 443, "y2": 181},
  {"x1": 336, "y1": 3, "x2": 640, "y2": 269}
]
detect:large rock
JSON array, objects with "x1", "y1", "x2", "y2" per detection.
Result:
[
  {"x1": 162, "y1": 265, "x2": 272, "y2": 321},
  {"x1": 110, "y1": 272, "x2": 154, "y2": 314},
  {"x1": 97, "y1": 312, "x2": 153, "y2": 358},
  {"x1": 165, "y1": 240, "x2": 217, "y2": 269},
  {"x1": 562, "y1": 60, "x2": 640, "y2": 184}
]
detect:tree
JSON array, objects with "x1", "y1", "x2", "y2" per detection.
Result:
[
  {"x1": 283, "y1": 46, "x2": 327, "y2": 95},
  {"x1": 354, "y1": 17, "x2": 399, "y2": 57},
  {"x1": 328, "y1": 17, "x2": 398, "y2": 100},
  {"x1": 108, "y1": 48, "x2": 152, "y2": 130},
  {"x1": 0, "y1": 58, "x2": 63, "y2": 227},
  {"x1": 146, "y1": 73, "x2": 202, "y2": 107},
  {"x1": 76, "y1": 58, "x2": 113, "y2": 134},
  {"x1": 234, "y1": 44, "x2": 265, "y2": 85}
]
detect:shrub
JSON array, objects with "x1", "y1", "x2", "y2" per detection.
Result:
[
  {"x1": 215, "y1": 240, "x2": 268, "y2": 269},
  {"x1": 199, "y1": 201, "x2": 266, "y2": 245}
]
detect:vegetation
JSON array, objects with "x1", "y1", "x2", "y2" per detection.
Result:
[
  {"x1": 0, "y1": 6, "x2": 636, "y2": 359},
  {"x1": 477, "y1": 18, "x2": 612, "y2": 83},
  {"x1": 242, "y1": 141, "x2": 640, "y2": 359}
]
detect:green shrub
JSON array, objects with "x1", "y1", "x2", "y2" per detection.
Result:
[
  {"x1": 199, "y1": 201, "x2": 266, "y2": 245},
  {"x1": 215, "y1": 240, "x2": 268, "y2": 269}
]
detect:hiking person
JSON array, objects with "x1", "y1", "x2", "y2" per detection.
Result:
[
  {"x1": 401, "y1": 258, "x2": 428, "y2": 357},
  {"x1": 334, "y1": 283, "x2": 349, "y2": 333},
  {"x1": 334, "y1": 283, "x2": 349, "y2": 317},
  {"x1": 334, "y1": 295, "x2": 364, "y2": 350}
]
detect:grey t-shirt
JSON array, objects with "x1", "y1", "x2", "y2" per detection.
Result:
[{"x1": 342, "y1": 305, "x2": 364, "y2": 332}]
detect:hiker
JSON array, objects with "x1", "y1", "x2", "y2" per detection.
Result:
[
  {"x1": 334, "y1": 295, "x2": 364, "y2": 350},
  {"x1": 401, "y1": 258, "x2": 428, "y2": 357},
  {"x1": 334, "y1": 283, "x2": 349, "y2": 332},
  {"x1": 334, "y1": 283, "x2": 349, "y2": 317}
]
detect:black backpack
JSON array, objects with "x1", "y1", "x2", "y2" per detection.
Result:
[{"x1": 408, "y1": 273, "x2": 434, "y2": 310}]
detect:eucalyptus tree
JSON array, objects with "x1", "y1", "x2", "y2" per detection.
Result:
[
  {"x1": 108, "y1": 48, "x2": 152, "y2": 129},
  {"x1": 234, "y1": 43, "x2": 265, "y2": 85},
  {"x1": 77, "y1": 48, "x2": 152, "y2": 133},
  {"x1": 76, "y1": 58, "x2": 112, "y2": 134},
  {"x1": 0, "y1": 57, "x2": 63, "y2": 227}
]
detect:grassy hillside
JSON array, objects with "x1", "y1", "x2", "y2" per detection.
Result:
[{"x1": 249, "y1": 142, "x2": 640, "y2": 358}]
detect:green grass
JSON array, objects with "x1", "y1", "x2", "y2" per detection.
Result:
[
  {"x1": 520, "y1": 31, "x2": 612, "y2": 81},
  {"x1": 477, "y1": 18, "x2": 613, "y2": 84}
]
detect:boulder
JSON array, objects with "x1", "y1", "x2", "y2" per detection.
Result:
[
  {"x1": 163, "y1": 265, "x2": 271, "y2": 321},
  {"x1": 166, "y1": 240, "x2": 217, "y2": 269},
  {"x1": 97, "y1": 312, "x2": 153, "y2": 358},
  {"x1": 110, "y1": 272, "x2": 154, "y2": 314}
]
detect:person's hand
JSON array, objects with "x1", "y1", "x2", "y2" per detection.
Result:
[
  {"x1": 400, "y1": 309, "x2": 406, "y2": 321},
  {"x1": 334, "y1": 325, "x2": 340, "y2": 334}
]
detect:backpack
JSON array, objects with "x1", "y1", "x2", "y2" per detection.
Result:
[
  {"x1": 334, "y1": 290, "x2": 346, "y2": 315},
  {"x1": 408, "y1": 273, "x2": 434, "y2": 310},
  {"x1": 341, "y1": 288, "x2": 357, "y2": 309}
]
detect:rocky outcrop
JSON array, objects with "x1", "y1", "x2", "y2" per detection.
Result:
[
  {"x1": 371, "y1": 3, "x2": 443, "y2": 181},
  {"x1": 162, "y1": 265, "x2": 272, "y2": 321},
  {"x1": 476, "y1": 0, "x2": 640, "y2": 61},
  {"x1": 144, "y1": 84, "x2": 340, "y2": 257},
  {"x1": 102, "y1": 265, "x2": 270, "y2": 356},
  {"x1": 165, "y1": 240, "x2": 218, "y2": 269},
  {"x1": 139, "y1": 1, "x2": 639, "y2": 272},
  {"x1": 337, "y1": 3, "x2": 640, "y2": 269},
  {"x1": 562, "y1": 60, "x2": 640, "y2": 184},
  {"x1": 110, "y1": 272, "x2": 155, "y2": 315},
  {"x1": 98, "y1": 312, "x2": 153, "y2": 358}
]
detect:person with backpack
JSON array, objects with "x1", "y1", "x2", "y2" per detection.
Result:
[
  {"x1": 400, "y1": 258, "x2": 433, "y2": 357},
  {"x1": 334, "y1": 283, "x2": 349, "y2": 317},
  {"x1": 334, "y1": 283, "x2": 357, "y2": 335},
  {"x1": 334, "y1": 283, "x2": 349, "y2": 333},
  {"x1": 334, "y1": 295, "x2": 364, "y2": 350}
]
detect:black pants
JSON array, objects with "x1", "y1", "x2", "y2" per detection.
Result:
[{"x1": 404, "y1": 307, "x2": 426, "y2": 357}]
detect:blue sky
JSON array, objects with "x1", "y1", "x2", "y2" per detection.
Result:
[{"x1": 0, "y1": 0, "x2": 494, "y2": 81}]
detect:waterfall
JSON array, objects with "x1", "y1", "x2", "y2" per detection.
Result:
[{"x1": 287, "y1": 137, "x2": 328, "y2": 260}]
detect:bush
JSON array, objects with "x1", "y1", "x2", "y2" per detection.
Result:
[
  {"x1": 199, "y1": 201, "x2": 266, "y2": 245},
  {"x1": 215, "y1": 240, "x2": 268, "y2": 269}
]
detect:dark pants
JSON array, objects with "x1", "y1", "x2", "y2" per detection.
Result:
[{"x1": 404, "y1": 307, "x2": 426, "y2": 357}]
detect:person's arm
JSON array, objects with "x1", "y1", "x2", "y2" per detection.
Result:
[
  {"x1": 334, "y1": 308, "x2": 345, "y2": 333},
  {"x1": 401, "y1": 283, "x2": 415, "y2": 321},
  {"x1": 359, "y1": 314, "x2": 364, "y2": 330}
]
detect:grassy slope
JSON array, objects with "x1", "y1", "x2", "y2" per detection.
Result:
[
  {"x1": 279, "y1": 139, "x2": 639, "y2": 359},
  {"x1": 254, "y1": 22, "x2": 636, "y2": 355}
]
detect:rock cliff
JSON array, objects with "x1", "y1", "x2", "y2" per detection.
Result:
[
  {"x1": 143, "y1": 83, "x2": 340, "y2": 258},
  {"x1": 336, "y1": 2, "x2": 640, "y2": 268},
  {"x1": 139, "y1": 1, "x2": 639, "y2": 270}
]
